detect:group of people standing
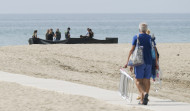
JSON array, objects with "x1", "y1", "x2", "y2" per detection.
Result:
[
  {"x1": 32, "y1": 28, "x2": 70, "y2": 41},
  {"x1": 46, "y1": 28, "x2": 60, "y2": 41},
  {"x1": 32, "y1": 27, "x2": 94, "y2": 40},
  {"x1": 45, "y1": 28, "x2": 70, "y2": 41}
]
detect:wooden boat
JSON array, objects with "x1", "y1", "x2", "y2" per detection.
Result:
[{"x1": 28, "y1": 37, "x2": 118, "y2": 44}]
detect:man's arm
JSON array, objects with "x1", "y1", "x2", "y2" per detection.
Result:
[
  {"x1": 124, "y1": 45, "x2": 135, "y2": 69},
  {"x1": 124, "y1": 35, "x2": 136, "y2": 72}
]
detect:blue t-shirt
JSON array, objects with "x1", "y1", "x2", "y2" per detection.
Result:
[{"x1": 132, "y1": 33, "x2": 152, "y2": 65}]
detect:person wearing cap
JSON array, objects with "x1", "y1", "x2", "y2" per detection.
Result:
[
  {"x1": 124, "y1": 23, "x2": 156, "y2": 105},
  {"x1": 65, "y1": 27, "x2": 71, "y2": 39}
]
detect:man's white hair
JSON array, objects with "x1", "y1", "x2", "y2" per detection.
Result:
[{"x1": 139, "y1": 23, "x2": 148, "y2": 32}]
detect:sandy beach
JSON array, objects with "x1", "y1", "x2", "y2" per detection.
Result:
[
  {"x1": 0, "y1": 43, "x2": 190, "y2": 106},
  {"x1": 0, "y1": 81, "x2": 150, "y2": 111}
]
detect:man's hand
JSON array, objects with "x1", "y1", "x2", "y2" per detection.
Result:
[
  {"x1": 130, "y1": 66, "x2": 133, "y2": 72},
  {"x1": 124, "y1": 64, "x2": 128, "y2": 68}
]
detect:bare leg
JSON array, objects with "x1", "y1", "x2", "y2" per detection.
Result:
[
  {"x1": 135, "y1": 80, "x2": 141, "y2": 99},
  {"x1": 135, "y1": 80, "x2": 142, "y2": 100},
  {"x1": 136, "y1": 79, "x2": 145, "y2": 103},
  {"x1": 141, "y1": 78, "x2": 150, "y2": 105},
  {"x1": 143, "y1": 79, "x2": 151, "y2": 94}
]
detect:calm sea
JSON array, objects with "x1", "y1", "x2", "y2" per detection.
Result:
[{"x1": 0, "y1": 14, "x2": 190, "y2": 46}]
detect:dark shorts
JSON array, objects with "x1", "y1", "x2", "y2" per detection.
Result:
[{"x1": 134, "y1": 64, "x2": 152, "y2": 79}]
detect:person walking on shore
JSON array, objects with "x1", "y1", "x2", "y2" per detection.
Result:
[
  {"x1": 135, "y1": 29, "x2": 159, "y2": 100},
  {"x1": 124, "y1": 23, "x2": 154, "y2": 105}
]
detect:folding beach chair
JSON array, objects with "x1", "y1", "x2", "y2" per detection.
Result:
[{"x1": 119, "y1": 68, "x2": 134, "y2": 103}]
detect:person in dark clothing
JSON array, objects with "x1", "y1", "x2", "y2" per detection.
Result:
[
  {"x1": 50, "y1": 28, "x2": 54, "y2": 36},
  {"x1": 32, "y1": 30, "x2": 38, "y2": 44},
  {"x1": 55, "y1": 28, "x2": 61, "y2": 40},
  {"x1": 47, "y1": 30, "x2": 53, "y2": 40},
  {"x1": 32, "y1": 30, "x2": 38, "y2": 38},
  {"x1": 65, "y1": 27, "x2": 71, "y2": 39},
  {"x1": 46, "y1": 29, "x2": 49, "y2": 40},
  {"x1": 89, "y1": 29, "x2": 94, "y2": 38},
  {"x1": 80, "y1": 28, "x2": 92, "y2": 38}
]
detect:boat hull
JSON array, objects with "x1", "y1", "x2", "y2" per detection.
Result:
[{"x1": 28, "y1": 38, "x2": 118, "y2": 44}]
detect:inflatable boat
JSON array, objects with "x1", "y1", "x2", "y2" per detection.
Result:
[{"x1": 28, "y1": 37, "x2": 118, "y2": 44}]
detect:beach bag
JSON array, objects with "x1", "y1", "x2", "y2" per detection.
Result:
[{"x1": 128, "y1": 34, "x2": 144, "y2": 66}]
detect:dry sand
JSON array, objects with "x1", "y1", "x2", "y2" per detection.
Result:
[
  {"x1": 0, "y1": 43, "x2": 190, "y2": 103},
  {"x1": 0, "y1": 82, "x2": 149, "y2": 111}
]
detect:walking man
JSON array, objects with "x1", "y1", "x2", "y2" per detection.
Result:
[{"x1": 124, "y1": 23, "x2": 156, "y2": 105}]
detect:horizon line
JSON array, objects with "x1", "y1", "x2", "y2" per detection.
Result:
[{"x1": 0, "y1": 12, "x2": 190, "y2": 15}]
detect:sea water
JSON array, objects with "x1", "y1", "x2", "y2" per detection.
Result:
[{"x1": 0, "y1": 14, "x2": 190, "y2": 46}]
